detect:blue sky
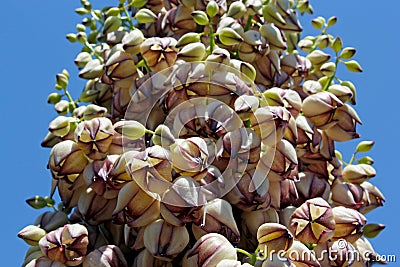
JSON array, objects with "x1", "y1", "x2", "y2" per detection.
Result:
[{"x1": 1, "y1": 0, "x2": 399, "y2": 265}]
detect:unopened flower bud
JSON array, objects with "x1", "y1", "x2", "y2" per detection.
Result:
[
  {"x1": 171, "y1": 137, "x2": 209, "y2": 175},
  {"x1": 332, "y1": 206, "x2": 366, "y2": 243},
  {"x1": 327, "y1": 84, "x2": 353, "y2": 103},
  {"x1": 66, "y1": 33, "x2": 78, "y2": 43},
  {"x1": 103, "y1": 16, "x2": 122, "y2": 34},
  {"x1": 331, "y1": 181, "x2": 367, "y2": 210},
  {"x1": 218, "y1": 28, "x2": 244, "y2": 46},
  {"x1": 177, "y1": 42, "x2": 206, "y2": 62},
  {"x1": 39, "y1": 224, "x2": 89, "y2": 266},
  {"x1": 83, "y1": 245, "x2": 127, "y2": 267},
  {"x1": 152, "y1": 124, "x2": 175, "y2": 147},
  {"x1": 320, "y1": 61, "x2": 336, "y2": 77},
  {"x1": 78, "y1": 59, "x2": 104, "y2": 80},
  {"x1": 114, "y1": 120, "x2": 146, "y2": 140},
  {"x1": 343, "y1": 164, "x2": 376, "y2": 184},
  {"x1": 144, "y1": 219, "x2": 189, "y2": 261},
  {"x1": 302, "y1": 91, "x2": 343, "y2": 129},
  {"x1": 176, "y1": 32, "x2": 201, "y2": 48},
  {"x1": 363, "y1": 223, "x2": 385, "y2": 238},
  {"x1": 192, "y1": 10, "x2": 209, "y2": 25},
  {"x1": 227, "y1": 1, "x2": 246, "y2": 18},
  {"x1": 26, "y1": 195, "x2": 48, "y2": 209},
  {"x1": 18, "y1": 225, "x2": 47, "y2": 246},
  {"x1": 183, "y1": 233, "x2": 237, "y2": 267},
  {"x1": 306, "y1": 50, "x2": 331, "y2": 65},
  {"x1": 34, "y1": 211, "x2": 69, "y2": 232},
  {"x1": 122, "y1": 29, "x2": 145, "y2": 55},
  {"x1": 324, "y1": 104, "x2": 362, "y2": 142},
  {"x1": 257, "y1": 223, "x2": 293, "y2": 257},
  {"x1": 135, "y1": 8, "x2": 157, "y2": 23},
  {"x1": 49, "y1": 116, "x2": 75, "y2": 137},
  {"x1": 206, "y1": 1, "x2": 219, "y2": 18},
  {"x1": 49, "y1": 140, "x2": 88, "y2": 182},
  {"x1": 260, "y1": 23, "x2": 287, "y2": 50},
  {"x1": 285, "y1": 240, "x2": 320, "y2": 267},
  {"x1": 340, "y1": 47, "x2": 357, "y2": 59},
  {"x1": 289, "y1": 197, "x2": 336, "y2": 244},
  {"x1": 311, "y1": 16, "x2": 325, "y2": 29},
  {"x1": 47, "y1": 93, "x2": 62, "y2": 104}
]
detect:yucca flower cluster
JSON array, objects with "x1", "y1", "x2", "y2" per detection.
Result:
[{"x1": 18, "y1": 0, "x2": 386, "y2": 266}]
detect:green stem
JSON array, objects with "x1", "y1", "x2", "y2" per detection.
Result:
[
  {"x1": 244, "y1": 15, "x2": 253, "y2": 31},
  {"x1": 236, "y1": 248, "x2": 253, "y2": 259},
  {"x1": 64, "y1": 88, "x2": 77, "y2": 110},
  {"x1": 122, "y1": 5, "x2": 136, "y2": 30},
  {"x1": 84, "y1": 40, "x2": 104, "y2": 63},
  {"x1": 136, "y1": 59, "x2": 152, "y2": 73},
  {"x1": 249, "y1": 247, "x2": 260, "y2": 265},
  {"x1": 322, "y1": 56, "x2": 339, "y2": 91},
  {"x1": 349, "y1": 152, "x2": 357, "y2": 165},
  {"x1": 209, "y1": 24, "x2": 215, "y2": 53},
  {"x1": 145, "y1": 129, "x2": 155, "y2": 135}
]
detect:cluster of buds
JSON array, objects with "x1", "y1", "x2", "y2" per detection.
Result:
[{"x1": 19, "y1": 0, "x2": 386, "y2": 266}]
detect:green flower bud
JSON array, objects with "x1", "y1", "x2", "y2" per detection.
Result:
[
  {"x1": 132, "y1": 0, "x2": 148, "y2": 8},
  {"x1": 345, "y1": 60, "x2": 363, "y2": 72},
  {"x1": 311, "y1": 16, "x2": 325, "y2": 29},
  {"x1": 316, "y1": 35, "x2": 329, "y2": 49},
  {"x1": 331, "y1": 36, "x2": 343, "y2": 53},
  {"x1": 47, "y1": 93, "x2": 62, "y2": 104},
  {"x1": 76, "y1": 31, "x2": 87, "y2": 43},
  {"x1": 74, "y1": 52, "x2": 92, "y2": 68},
  {"x1": 262, "y1": 5, "x2": 286, "y2": 26},
  {"x1": 320, "y1": 62, "x2": 336, "y2": 77},
  {"x1": 206, "y1": 1, "x2": 219, "y2": 18},
  {"x1": 66, "y1": 33, "x2": 78, "y2": 43},
  {"x1": 75, "y1": 7, "x2": 90, "y2": 15},
  {"x1": 114, "y1": 120, "x2": 146, "y2": 140},
  {"x1": 227, "y1": 1, "x2": 246, "y2": 19},
  {"x1": 26, "y1": 196, "x2": 47, "y2": 209},
  {"x1": 177, "y1": 42, "x2": 206, "y2": 61},
  {"x1": 363, "y1": 224, "x2": 385, "y2": 238},
  {"x1": 176, "y1": 32, "x2": 201, "y2": 48},
  {"x1": 106, "y1": 7, "x2": 121, "y2": 17},
  {"x1": 356, "y1": 140, "x2": 375, "y2": 153},
  {"x1": 327, "y1": 16, "x2": 338, "y2": 27},
  {"x1": 135, "y1": 8, "x2": 157, "y2": 24},
  {"x1": 357, "y1": 156, "x2": 374, "y2": 165},
  {"x1": 18, "y1": 225, "x2": 47, "y2": 246},
  {"x1": 192, "y1": 10, "x2": 209, "y2": 26},
  {"x1": 76, "y1": 23, "x2": 86, "y2": 32},
  {"x1": 218, "y1": 28, "x2": 243, "y2": 46},
  {"x1": 306, "y1": 50, "x2": 330, "y2": 65},
  {"x1": 260, "y1": 23, "x2": 287, "y2": 50},
  {"x1": 103, "y1": 16, "x2": 122, "y2": 34},
  {"x1": 340, "y1": 47, "x2": 357, "y2": 59},
  {"x1": 56, "y1": 73, "x2": 68, "y2": 89},
  {"x1": 152, "y1": 124, "x2": 175, "y2": 147}
]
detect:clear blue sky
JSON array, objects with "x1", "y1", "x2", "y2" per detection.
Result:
[{"x1": 1, "y1": 0, "x2": 399, "y2": 265}]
